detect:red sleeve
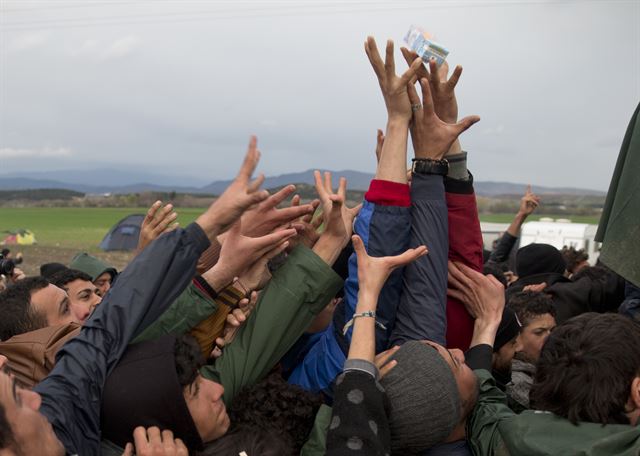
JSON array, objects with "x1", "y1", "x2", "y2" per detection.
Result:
[
  {"x1": 445, "y1": 191, "x2": 484, "y2": 351},
  {"x1": 365, "y1": 179, "x2": 411, "y2": 207}
]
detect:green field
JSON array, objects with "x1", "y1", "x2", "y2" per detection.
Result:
[
  {"x1": 0, "y1": 207, "x2": 601, "y2": 250},
  {"x1": 0, "y1": 207, "x2": 204, "y2": 249}
]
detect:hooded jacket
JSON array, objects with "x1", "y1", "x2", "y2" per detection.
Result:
[{"x1": 467, "y1": 369, "x2": 640, "y2": 455}]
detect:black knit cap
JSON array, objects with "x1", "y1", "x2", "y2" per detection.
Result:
[
  {"x1": 516, "y1": 243, "x2": 566, "y2": 278},
  {"x1": 494, "y1": 307, "x2": 522, "y2": 352},
  {"x1": 101, "y1": 335, "x2": 203, "y2": 451}
]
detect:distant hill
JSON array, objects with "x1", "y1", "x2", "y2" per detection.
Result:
[{"x1": 0, "y1": 169, "x2": 606, "y2": 197}]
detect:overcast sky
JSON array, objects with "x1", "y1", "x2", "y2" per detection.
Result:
[{"x1": 1, "y1": 0, "x2": 638, "y2": 190}]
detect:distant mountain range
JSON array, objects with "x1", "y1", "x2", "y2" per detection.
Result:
[{"x1": 0, "y1": 169, "x2": 606, "y2": 197}]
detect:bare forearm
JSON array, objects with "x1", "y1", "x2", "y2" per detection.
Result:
[
  {"x1": 469, "y1": 318, "x2": 500, "y2": 348},
  {"x1": 312, "y1": 234, "x2": 347, "y2": 266},
  {"x1": 347, "y1": 290, "x2": 378, "y2": 362},
  {"x1": 376, "y1": 118, "x2": 410, "y2": 184}
]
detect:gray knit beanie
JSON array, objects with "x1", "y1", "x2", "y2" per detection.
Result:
[{"x1": 380, "y1": 341, "x2": 461, "y2": 454}]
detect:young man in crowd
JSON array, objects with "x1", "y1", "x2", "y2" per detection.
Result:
[
  {"x1": 69, "y1": 252, "x2": 118, "y2": 297},
  {"x1": 50, "y1": 269, "x2": 102, "y2": 325},
  {"x1": 0, "y1": 137, "x2": 274, "y2": 455},
  {"x1": 506, "y1": 291, "x2": 557, "y2": 409}
]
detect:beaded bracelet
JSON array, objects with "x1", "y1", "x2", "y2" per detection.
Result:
[{"x1": 342, "y1": 310, "x2": 387, "y2": 336}]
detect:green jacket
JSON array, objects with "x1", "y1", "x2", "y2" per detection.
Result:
[
  {"x1": 595, "y1": 102, "x2": 640, "y2": 287},
  {"x1": 201, "y1": 245, "x2": 343, "y2": 405},
  {"x1": 133, "y1": 282, "x2": 218, "y2": 343},
  {"x1": 101, "y1": 245, "x2": 341, "y2": 455},
  {"x1": 467, "y1": 369, "x2": 640, "y2": 456}
]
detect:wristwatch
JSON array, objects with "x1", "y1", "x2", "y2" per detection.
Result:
[{"x1": 411, "y1": 158, "x2": 449, "y2": 176}]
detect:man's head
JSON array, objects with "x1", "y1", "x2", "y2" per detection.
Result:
[
  {"x1": 560, "y1": 246, "x2": 589, "y2": 275},
  {"x1": 380, "y1": 340, "x2": 478, "y2": 453},
  {"x1": 68, "y1": 253, "x2": 117, "y2": 297},
  {"x1": 50, "y1": 269, "x2": 102, "y2": 325},
  {"x1": 0, "y1": 277, "x2": 73, "y2": 341},
  {"x1": 0, "y1": 369, "x2": 65, "y2": 455},
  {"x1": 101, "y1": 335, "x2": 229, "y2": 452},
  {"x1": 508, "y1": 291, "x2": 557, "y2": 363},
  {"x1": 492, "y1": 307, "x2": 523, "y2": 373},
  {"x1": 516, "y1": 243, "x2": 567, "y2": 279},
  {"x1": 530, "y1": 313, "x2": 640, "y2": 425}
]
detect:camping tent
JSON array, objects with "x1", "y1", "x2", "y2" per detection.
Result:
[
  {"x1": 2, "y1": 229, "x2": 37, "y2": 246},
  {"x1": 99, "y1": 214, "x2": 144, "y2": 251}
]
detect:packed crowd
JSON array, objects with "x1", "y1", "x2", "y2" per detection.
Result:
[{"x1": 0, "y1": 37, "x2": 639, "y2": 456}]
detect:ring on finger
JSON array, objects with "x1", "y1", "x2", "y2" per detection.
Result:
[{"x1": 411, "y1": 103, "x2": 422, "y2": 112}]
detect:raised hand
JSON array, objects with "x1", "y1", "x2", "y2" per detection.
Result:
[
  {"x1": 136, "y1": 200, "x2": 179, "y2": 253},
  {"x1": 365, "y1": 37, "x2": 423, "y2": 121},
  {"x1": 447, "y1": 261, "x2": 505, "y2": 324},
  {"x1": 237, "y1": 238, "x2": 291, "y2": 292},
  {"x1": 196, "y1": 136, "x2": 269, "y2": 240},
  {"x1": 519, "y1": 185, "x2": 541, "y2": 217},
  {"x1": 240, "y1": 184, "x2": 314, "y2": 238},
  {"x1": 314, "y1": 171, "x2": 361, "y2": 245},
  {"x1": 203, "y1": 220, "x2": 296, "y2": 289},
  {"x1": 287, "y1": 196, "x2": 322, "y2": 250},
  {"x1": 353, "y1": 234, "x2": 428, "y2": 299},
  {"x1": 211, "y1": 291, "x2": 258, "y2": 358},
  {"x1": 122, "y1": 427, "x2": 188, "y2": 456},
  {"x1": 401, "y1": 48, "x2": 462, "y2": 124},
  {"x1": 407, "y1": 77, "x2": 480, "y2": 160}
]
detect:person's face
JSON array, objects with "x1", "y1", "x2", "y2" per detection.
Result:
[
  {"x1": 94, "y1": 272, "x2": 112, "y2": 297},
  {"x1": 30, "y1": 284, "x2": 74, "y2": 327},
  {"x1": 519, "y1": 314, "x2": 556, "y2": 363},
  {"x1": 0, "y1": 370, "x2": 65, "y2": 456},
  {"x1": 493, "y1": 335, "x2": 523, "y2": 373},
  {"x1": 183, "y1": 374, "x2": 230, "y2": 442},
  {"x1": 63, "y1": 279, "x2": 102, "y2": 325},
  {"x1": 424, "y1": 341, "x2": 479, "y2": 418}
]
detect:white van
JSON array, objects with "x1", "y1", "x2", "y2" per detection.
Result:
[{"x1": 480, "y1": 219, "x2": 601, "y2": 265}]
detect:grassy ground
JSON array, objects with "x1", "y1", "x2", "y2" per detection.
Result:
[{"x1": 0, "y1": 207, "x2": 600, "y2": 276}]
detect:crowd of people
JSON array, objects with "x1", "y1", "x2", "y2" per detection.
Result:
[{"x1": 0, "y1": 37, "x2": 639, "y2": 456}]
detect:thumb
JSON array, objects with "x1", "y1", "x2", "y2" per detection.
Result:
[
  {"x1": 351, "y1": 235, "x2": 366, "y2": 259},
  {"x1": 455, "y1": 115, "x2": 481, "y2": 135}
]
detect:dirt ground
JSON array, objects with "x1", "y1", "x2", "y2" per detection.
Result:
[{"x1": 8, "y1": 245, "x2": 135, "y2": 277}]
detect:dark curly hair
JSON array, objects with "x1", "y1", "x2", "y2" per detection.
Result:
[
  {"x1": 507, "y1": 291, "x2": 556, "y2": 328},
  {"x1": 560, "y1": 246, "x2": 589, "y2": 274},
  {"x1": 174, "y1": 335, "x2": 205, "y2": 395},
  {"x1": 228, "y1": 371, "x2": 323, "y2": 454},
  {"x1": 530, "y1": 313, "x2": 640, "y2": 425},
  {"x1": 198, "y1": 424, "x2": 289, "y2": 456}
]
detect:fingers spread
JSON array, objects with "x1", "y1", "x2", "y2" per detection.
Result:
[
  {"x1": 418, "y1": 77, "x2": 435, "y2": 116},
  {"x1": 365, "y1": 36, "x2": 385, "y2": 80},
  {"x1": 268, "y1": 184, "x2": 296, "y2": 207},
  {"x1": 448, "y1": 64, "x2": 463, "y2": 89},
  {"x1": 384, "y1": 39, "x2": 395, "y2": 79},
  {"x1": 455, "y1": 115, "x2": 481, "y2": 135},
  {"x1": 238, "y1": 135, "x2": 260, "y2": 183}
]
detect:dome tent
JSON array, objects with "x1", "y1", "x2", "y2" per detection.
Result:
[{"x1": 99, "y1": 214, "x2": 144, "y2": 251}]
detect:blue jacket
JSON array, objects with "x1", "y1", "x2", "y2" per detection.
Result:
[{"x1": 34, "y1": 223, "x2": 210, "y2": 455}]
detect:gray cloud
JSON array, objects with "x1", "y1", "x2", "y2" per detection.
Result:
[{"x1": 0, "y1": 0, "x2": 638, "y2": 190}]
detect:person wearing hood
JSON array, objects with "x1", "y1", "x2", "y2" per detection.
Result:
[{"x1": 69, "y1": 252, "x2": 118, "y2": 297}]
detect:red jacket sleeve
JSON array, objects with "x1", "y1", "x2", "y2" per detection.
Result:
[{"x1": 445, "y1": 179, "x2": 484, "y2": 350}]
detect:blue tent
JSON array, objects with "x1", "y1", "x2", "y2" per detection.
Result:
[{"x1": 99, "y1": 214, "x2": 144, "y2": 251}]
